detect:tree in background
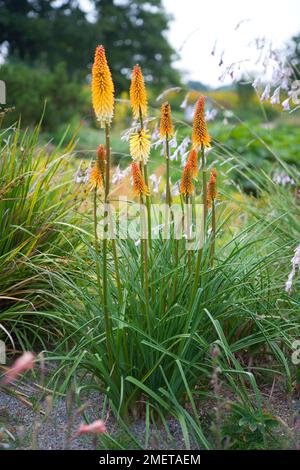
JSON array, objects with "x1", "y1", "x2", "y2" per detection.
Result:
[
  {"x1": 0, "y1": 0, "x2": 180, "y2": 91},
  {"x1": 288, "y1": 33, "x2": 300, "y2": 80},
  {"x1": 0, "y1": 0, "x2": 97, "y2": 77},
  {"x1": 94, "y1": 0, "x2": 180, "y2": 91}
]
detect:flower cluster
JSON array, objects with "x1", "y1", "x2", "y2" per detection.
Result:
[
  {"x1": 131, "y1": 162, "x2": 149, "y2": 196},
  {"x1": 207, "y1": 169, "x2": 218, "y2": 207},
  {"x1": 91, "y1": 45, "x2": 114, "y2": 127},
  {"x1": 192, "y1": 96, "x2": 211, "y2": 149}
]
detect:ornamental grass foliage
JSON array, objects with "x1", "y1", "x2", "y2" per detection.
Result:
[
  {"x1": 1, "y1": 43, "x2": 300, "y2": 449},
  {"x1": 40, "y1": 45, "x2": 299, "y2": 444}
]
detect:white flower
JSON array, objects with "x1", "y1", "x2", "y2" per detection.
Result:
[
  {"x1": 204, "y1": 147, "x2": 213, "y2": 157},
  {"x1": 184, "y1": 105, "x2": 195, "y2": 122},
  {"x1": 285, "y1": 245, "x2": 300, "y2": 293},
  {"x1": 260, "y1": 83, "x2": 270, "y2": 102},
  {"x1": 252, "y1": 77, "x2": 261, "y2": 91},
  {"x1": 149, "y1": 173, "x2": 162, "y2": 193},
  {"x1": 282, "y1": 98, "x2": 290, "y2": 111},
  {"x1": 169, "y1": 133, "x2": 178, "y2": 149},
  {"x1": 82, "y1": 165, "x2": 92, "y2": 184},
  {"x1": 74, "y1": 161, "x2": 84, "y2": 183},
  {"x1": 112, "y1": 165, "x2": 125, "y2": 184},
  {"x1": 180, "y1": 151, "x2": 190, "y2": 167},
  {"x1": 205, "y1": 109, "x2": 218, "y2": 121},
  {"x1": 171, "y1": 136, "x2": 190, "y2": 162},
  {"x1": 121, "y1": 128, "x2": 131, "y2": 142},
  {"x1": 273, "y1": 172, "x2": 295, "y2": 186},
  {"x1": 180, "y1": 93, "x2": 190, "y2": 109},
  {"x1": 171, "y1": 181, "x2": 180, "y2": 197},
  {"x1": 270, "y1": 86, "x2": 281, "y2": 105},
  {"x1": 151, "y1": 125, "x2": 160, "y2": 143}
]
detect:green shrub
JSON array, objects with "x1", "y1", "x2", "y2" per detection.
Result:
[{"x1": 0, "y1": 62, "x2": 86, "y2": 131}]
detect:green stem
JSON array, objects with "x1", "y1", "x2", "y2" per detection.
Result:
[
  {"x1": 143, "y1": 164, "x2": 152, "y2": 250},
  {"x1": 210, "y1": 200, "x2": 216, "y2": 266},
  {"x1": 93, "y1": 189, "x2": 103, "y2": 304},
  {"x1": 186, "y1": 194, "x2": 191, "y2": 274},
  {"x1": 0, "y1": 113, "x2": 4, "y2": 129},
  {"x1": 189, "y1": 146, "x2": 207, "y2": 308},
  {"x1": 144, "y1": 238, "x2": 149, "y2": 323},
  {"x1": 103, "y1": 124, "x2": 113, "y2": 368},
  {"x1": 141, "y1": 195, "x2": 150, "y2": 330},
  {"x1": 172, "y1": 239, "x2": 179, "y2": 301},
  {"x1": 201, "y1": 145, "x2": 207, "y2": 229},
  {"x1": 165, "y1": 135, "x2": 171, "y2": 207},
  {"x1": 138, "y1": 106, "x2": 152, "y2": 250},
  {"x1": 105, "y1": 124, "x2": 122, "y2": 305},
  {"x1": 112, "y1": 238, "x2": 122, "y2": 304}
]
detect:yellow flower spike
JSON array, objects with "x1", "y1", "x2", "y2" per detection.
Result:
[
  {"x1": 180, "y1": 161, "x2": 194, "y2": 196},
  {"x1": 207, "y1": 169, "x2": 218, "y2": 207},
  {"x1": 129, "y1": 129, "x2": 151, "y2": 164},
  {"x1": 159, "y1": 102, "x2": 174, "y2": 139},
  {"x1": 92, "y1": 45, "x2": 114, "y2": 127},
  {"x1": 130, "y1": 64, "x2": 148, "y2": 119},
  {"x1": 131, "y1": 162, "x2": 149, "y2": 196},
  {"x1": 187, "y1": 148, "x2": 198, "y2": 178},
  {"x1": 192, "y1": 95, "x2": 211, "y2": 149}
]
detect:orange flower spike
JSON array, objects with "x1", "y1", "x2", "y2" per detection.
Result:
[
  {"x1": 159, "y1": 102, "x2": 174, "y2": 139},
  {"x1": 131, "y1": 162, "x2": 149, "y2": 196},
  {"x1": 180, "y1": 161, "x2": 194, "y2": 196},
  {"x1": 90, "y1": 166, "x2": 103, "y2": 190},
  {"x1": 90, "y1": 144, "x2": 106, "y2": 190},
  {"x1": 192, "y1": 95, "x2": 211, "y2": 149},
  {"x1": 187, "y1": 149, "x2": 198, "y2": 177},
  {"x1": 207, "y1": 169, "x2": 218, "y2": 207},
  {"x1": 97, "y1": 144, "x2": 106, "y2": 180},
  {"x1": 92, "y1": 45, "x2": 114, "y2": 127},
  {"x1": 130, "y1": 65, "x2": 148, "y2": 119}
]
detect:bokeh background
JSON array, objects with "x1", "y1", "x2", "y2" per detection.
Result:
[{"x1": 1, "y1": 0, "x2": 300, "y2": 178}]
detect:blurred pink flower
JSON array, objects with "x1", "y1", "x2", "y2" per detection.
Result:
[
  {"x1": 76, "y1": 420, "x2": 106, "y2": 436},
  {"x1": 2, "y1": 352, "x2": 34, "y2": 385}
]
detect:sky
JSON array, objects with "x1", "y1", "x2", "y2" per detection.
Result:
[{"x1": 163, "y1": 0, "x2": 300, "y2": 86}]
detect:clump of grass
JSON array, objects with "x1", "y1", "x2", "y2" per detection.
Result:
[
  {"x1": 30, "y1": 47, "x2": 299, "y2": 451},
  {"x1": 0, "y1": 120, "x2": 80, "y2": 347},
  {"x1": 3, "y1": 45, "x2": 300, "y2": 450}
]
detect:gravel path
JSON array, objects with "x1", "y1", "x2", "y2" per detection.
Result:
[
  {"x1": 1, "y1": 365, "x2": 299, "y2": 450},
  {"x1": 0, "y1": 376, "x2": 188, "y2": 450}
]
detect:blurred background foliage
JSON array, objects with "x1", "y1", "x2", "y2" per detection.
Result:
[{"x1": 0, "y1": 0, "x2": 300, "y2": 175}]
